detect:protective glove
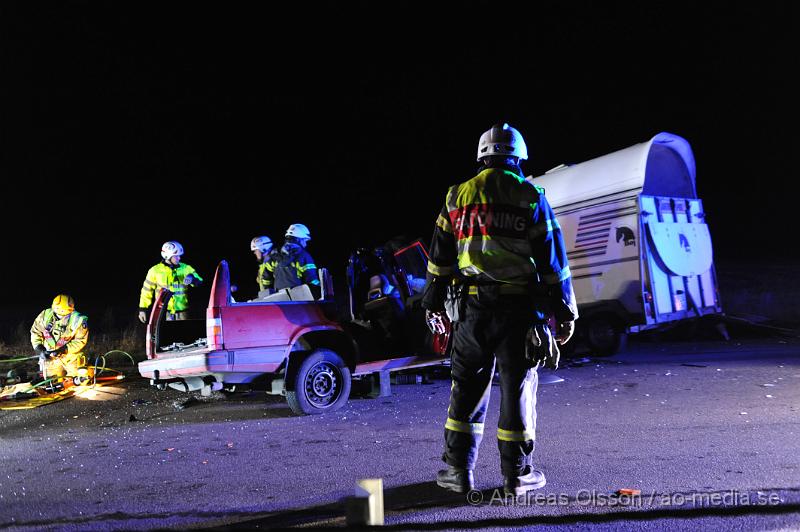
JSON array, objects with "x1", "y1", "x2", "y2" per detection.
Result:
[
  {"x1": 138, "y1": 310, "x2": 148, "y2": 324},
  {"x1": 525, "y1": 323, "x2": 561, "y2": 370},
  {"x1": 555, "y1": 321, "x2": 575, "y2": 345},
  {"x1": 425, "y1": 310, "x2": 448, "y2": 335},
  {"x1": 184, "y1": 274, "x2": 195, "y2": 286},
  {"x1": 34, "y1": 344, "x2": 48, "y2": 361}
]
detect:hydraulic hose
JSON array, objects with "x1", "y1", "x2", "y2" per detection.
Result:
[
  {"x1": 89, "y1": 350, "x2": 135, "y2": 385},
  {"x1": 1, "y1": 349, "x2": 135, "y2": 394},
  {"x1": 0, "y1": 355, "x2": 38, "y2": 363}
]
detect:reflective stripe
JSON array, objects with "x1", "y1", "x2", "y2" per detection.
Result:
[
  {"x1": 463, "y1": 264, "x2": 535, "y2": 282},
  {"x1": 445, "y1": 417, "x2": 484, "y2": 435},
  {"x1": 541, "y1": 265, "x2": 571, "y2": 284},
  {"x1": 497, "y1": 427, "x2": 535, "y2": 442},
  {"x1": 436, "y1": 213, "x2": 453, "y2": 233},
  {"x1": 455, "y1": 235, "x2": 531, "y2": 256},
  {"x1": 310, "y1": 279, "x2": 320, "y2": 285},
  {"x1": 298, "y1": 263, "x2": 317, "y2": 272},
  {"x1": 143, "y1": 280, "x2": 156, "y2": 288},
  {"x1": 454, "y1": 236, "x2": 534, "y2": 280},
  {"x1": 528, "y1": 217, "x2": 561, "y2": 239},
  {"x1": 427, "y1": 261, "x2": 456, "y2": 276},
  {"x1": 467, "y1": 284, "x2": 528, "y2": 296}
]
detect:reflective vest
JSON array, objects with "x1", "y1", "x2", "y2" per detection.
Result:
[
  {"x1": 139, "y1": 262, "x2": 202, "y2": 313},
  {"x1": 30, "y1": 309, "x2": 89, "y2": 354},
  {"x1": 431, "y1": 168, "x2": 570, "y2": 285}
]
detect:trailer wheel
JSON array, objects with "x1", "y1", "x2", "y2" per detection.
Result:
[
  {"x1": 286, "y1": 349, "x2": 351, "y2": 415},
  {"x1": 584, "y1": 315, "x2": 628, "y2": 356}
]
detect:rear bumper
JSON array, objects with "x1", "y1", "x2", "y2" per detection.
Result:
[{"x1": 138, "y1": 346, "x2": 286, "y2": 383}]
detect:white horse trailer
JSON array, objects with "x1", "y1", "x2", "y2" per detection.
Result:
[{"x1": 529, "y1": 132, "x2": 722, "y2": 355}]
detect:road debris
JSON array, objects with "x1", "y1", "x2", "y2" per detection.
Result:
[{"x1": 174, "y1": 396, "x2": 201, "y2": 410}]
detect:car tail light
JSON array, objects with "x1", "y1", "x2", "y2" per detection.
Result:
[{"x1": 207, "y1": 308, "x2": 223, "y2": 350}]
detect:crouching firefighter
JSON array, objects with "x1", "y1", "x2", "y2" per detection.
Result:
[
  {"x1": 30, "y1": 294, "x2": 91, "y2": 387},
  {"x1": 422, "y1": 122, "x2": 578, "y2": 497}
]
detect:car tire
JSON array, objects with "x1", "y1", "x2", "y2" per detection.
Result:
[
  {"x1": 584, "y1": 314, "x2": 628, "y2": 356},
  {"x1": 286, "y1": 349, "x2": 352, "y2": 415}
]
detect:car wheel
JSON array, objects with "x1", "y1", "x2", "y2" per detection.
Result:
[
  {"x1": 584, "y1": 315, "x2": 628, "y2": 356},
  {"x1": 286, "y1": 349, "x2": 351, "y2": 415}
]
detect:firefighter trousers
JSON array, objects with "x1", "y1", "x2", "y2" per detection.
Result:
[{"x1": 443, "y1": 295, "x2": 540, "y2": 477}]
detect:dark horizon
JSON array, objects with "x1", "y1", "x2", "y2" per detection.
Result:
[{"x1": 2, "y1": 2, "x2": 798, "y2": 317}]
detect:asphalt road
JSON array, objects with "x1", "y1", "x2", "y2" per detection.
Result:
[{"x1": 1, "y1": 328, "x2": 799, "y2": 531}]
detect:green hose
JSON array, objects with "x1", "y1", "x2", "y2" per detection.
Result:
[
  {"x1": 88, "y1": 350, "x2": 134, "y2": 385},
  {"x1": 1, "y1": 349, "x2": 135, "y2": 390},
  {"x1": 7, "y1": 377, "x2": 62, "y2": 395},
  {"x1": 103, "y1": 350, "x2": 136, "y2": 366},
  {"x1": 0, "y1": 355, "x2": 38, "y2": 363}
]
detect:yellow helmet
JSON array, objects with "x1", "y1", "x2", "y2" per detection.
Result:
[{"x1": 51, "y1": 294, "x2": 75, "y2": 317}]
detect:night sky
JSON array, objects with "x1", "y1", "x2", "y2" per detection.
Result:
[{"x1": 2, "y1": 2, "x2": 798, "y2": 321}]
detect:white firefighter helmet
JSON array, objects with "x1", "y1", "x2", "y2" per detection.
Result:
[
  {"x1": 477, "y1": 122, "x2": 528, "y2": 162},
  {"x1": 160, "y1": 241, "x2": 184, "y2": 260},
  {"x1": 51, "y1": 294, "x2": 75, "y2": 317},
  {"x1": 285, "y1": 223, "x2": 311, "y2": 241},
  {"x1": 250, "y1": 235, "x2": 273, "y2": 254}
]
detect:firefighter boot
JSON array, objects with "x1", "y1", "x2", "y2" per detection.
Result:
[
  {"x1": 504, "y1": 465, "x2": 546, "y2": 497},
  {"x1": 436, "y1": 466, "x2": 474, "y2": 493}
]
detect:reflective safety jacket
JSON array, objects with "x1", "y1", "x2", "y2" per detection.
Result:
[
  {"x1": 256, "y1": 250, "x2": 280, "y2": 292},
  {"x1": 139, "y1": 262, "x2": 203, "y2": 313},
  {"x1": 257, "y1": 262, "x2": 270, "y2": 292},
  {"x1": 263, "y1": 248, "x2": 320, "y2": 293},
  {"x1": 422, "y1": 167, "x2": 578, "y2": 323},
  {"x1": 30, "y1": 309, "x2": 89, "y2": 355}
]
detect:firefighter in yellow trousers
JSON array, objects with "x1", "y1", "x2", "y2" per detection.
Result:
[
  {"x1": 30, "y1": 294, "x2": 89, "y2": 383},
  {"x1": 139, "y1": 241, "x2": 203, "y2": 323}
]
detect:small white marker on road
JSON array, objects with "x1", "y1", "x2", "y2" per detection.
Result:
[{"x1": 346, "y1": 478, "x2": 384, "y2": 526}]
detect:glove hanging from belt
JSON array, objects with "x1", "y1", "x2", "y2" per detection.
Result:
[
  {"x1": 425, "y1": 310, "x2": 448, "y2": 334},
  {"x1": 525, "y1": 323, "x2": 560, "y2": 370}
]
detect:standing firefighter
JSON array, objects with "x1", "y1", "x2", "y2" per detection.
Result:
[
  {"x1": 30, "y1": 294, "x2": 89, "y2": 384},
  {"x1": 251, "y1": 235, "x2": 275, "y2": 294},
  {"x1": 138, "y1": 241, "x2": 203, "y2": 323},
  {"x1": 423, "y1": 122, "x2": 578, "y2": 497},
  {"x1": 262, "y1": 224, "x2": 321, "y2": 299}
]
